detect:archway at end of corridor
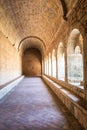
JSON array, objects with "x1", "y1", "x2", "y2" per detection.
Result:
[{"x1": 22, "y1": 48, "x2": 42, "y2": 77}]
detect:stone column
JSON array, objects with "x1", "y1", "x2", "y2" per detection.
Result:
[
  {"x1": 51, "y1": 52, "x2": 53, "y2": 77},
  {"x1": 83, "y1": 34, "x2": 87, "y2": 90},
  {"x1": 65, "y1": 46, "x2": 68, "y2": 83},
  {"x1": 48, "y1": 54, "x2": 49, "y2": 76},
  {"x1": 47, "y1": 56, "x2": 49, "y2": 75},
  {"x1": 56, "y1": 49, "x2": 58, "y2": 79},
  {"x1": 42, "y1": 57, "x2": 45, "y2": 75}
]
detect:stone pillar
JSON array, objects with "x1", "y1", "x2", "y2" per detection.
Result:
[
  {"x1": 42, "y1": 57, "x2": 44, "y2": 75},
  {"x1": 51, "y1": 52, "x2": 53, "y2": 77},
  {"x1": 56, "y1": 49, "x2": 58, "y2": 79},
  {"x1": 48, "y1": 54, "x2": 49, "y2": 76},
  {"x1": 47, "y1": 56, "x2": 49, "y2": 75},
  {"x1": 83, "y1": 34, "x2": 87, "y2": 90},
  {"x1": 65, "y1": 46, "x2": 68, "y2": 83}
]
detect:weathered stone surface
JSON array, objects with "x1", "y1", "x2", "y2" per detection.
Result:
[
  {"x1": 0, "y1": 0, "x2": 63, "y2": 49},
  {"x1": 0, "y1": 31, "x2": 22, "y2": 86},
  {"x1": 0, "y1": 77, "x2": 84, "y2": 130},
  {"x1": 0, "y1": 1, "x2": 87, "y2": 129},
  {"x1": 42, "y1": 75, "x2": 87, "y2": 130}
]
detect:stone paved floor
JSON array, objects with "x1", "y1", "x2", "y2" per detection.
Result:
[{"x1": 0, "y1": 77, "x2": 84, "y2": 130}]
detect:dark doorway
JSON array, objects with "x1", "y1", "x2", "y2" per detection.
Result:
[{"x1": 22, "y1": 48, "x2": 42, "y2": 76}]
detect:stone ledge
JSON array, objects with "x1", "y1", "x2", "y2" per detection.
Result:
[
  {"x1": 44, "y1": 75, "x2": 87, "y2": 101},
  {"x1": 42, "y1": 75, "x2": 87, "y2": 130},
  {"x1": 0, "y1": 76, "x2": 24, "y2": 100}
]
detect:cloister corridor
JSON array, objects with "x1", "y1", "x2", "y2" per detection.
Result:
[
  {"x1": 0, "y1": 0, "x2": 87, "y2": 130},
  {"x1": 0, "y1": 77, "x2": 84, "y2": 130}
]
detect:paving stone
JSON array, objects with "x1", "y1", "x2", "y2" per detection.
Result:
[{"x1": 0, "y1": 77, "x2": 84, "y2": 130}]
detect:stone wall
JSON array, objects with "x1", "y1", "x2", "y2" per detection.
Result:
[
  {"x1": 42, "y1": 1, "x2": 87, "y2": 128},
  {"x1": 42, "y1": 75, "x2": 87, "y2": 130},
  {"x1": 22, "y1": 48, "x2": 42, "y2": 76},
  {"x1": 44, "y1": 0, "x2": 87, "y2": 89},
  {"x1": 0, "y1": 31, "x2": 22, "y2": 86},
  {"x1": 46, "y1": 0, "x2": 87, "y2": 51}
]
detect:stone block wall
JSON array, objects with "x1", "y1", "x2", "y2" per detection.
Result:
[{"x1": 0, "y1": 31, "x2": 22, "y2": 86}]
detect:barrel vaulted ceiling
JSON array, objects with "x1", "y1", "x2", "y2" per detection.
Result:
[{"x1": 0, "y1": 0, "x2": 78, "y2": 53}]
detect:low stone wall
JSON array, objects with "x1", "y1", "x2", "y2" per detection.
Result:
[
  {"x1": 0, "y1": 76, "x2": 24, "y2": 100},
  {"x1": 42, "y1": 75, "x2": 87, "y2": 130},
  {"x1": 44, "y1": 75, "x2": 87, "y2": 101}
]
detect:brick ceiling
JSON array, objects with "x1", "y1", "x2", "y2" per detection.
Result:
[{"x1": 0, "y1": 0, "x2": 78, "y2": 54}]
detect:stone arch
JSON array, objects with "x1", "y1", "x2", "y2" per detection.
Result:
[
  {"x1": 67, "y1": 29, "x2": 80, "y2": 54},
  {"x1": 67, "y1": 28, "x2": 83, "y2": 86},
  {"x1": 45, "y1": 56, "x2": 49, "y2": 75},
  {"x1": 58, "y1": 42, "x2": 64, "y2": 57},
  {"x1": 57, "y1": 42, "x2": 65, "y2": 80},
  {"x1": 48, "y1": 53, "x2": 52, "y2": 76},
  {"x1": 52, "y1": 49, "x2": 56, "y2": 78},
  {"x1": 18, "y1": 36, "x2": 46, "y2": 55}
]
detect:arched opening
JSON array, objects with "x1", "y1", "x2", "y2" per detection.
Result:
[
  {"x1": 57, "y1": 42, "x2": 65, "y2": 80},
  {"x1": 44, "y1": 59, "x2": 47, "y2": 74},
  {"x1": 44, "y1": 56, "x2": 49, "y2": 75},
  {"x1": 18, "y1": 36, "x2": 45, "y2": 55},
  {"x1": 22, "y1": 48, "x2": 42, "y2": 76},
  {"x1": 67, "y1": 29, "x2": 83, "y2": 86},
  {"x1": 48, "y1": 53, "x2": 52, "y2": 76},
  {"x1": 45, "y1": 59, "x2": 47, "y2": 75},
  {"x1": 52, "y1": 49, "x2": 56, "y2": 78}
]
